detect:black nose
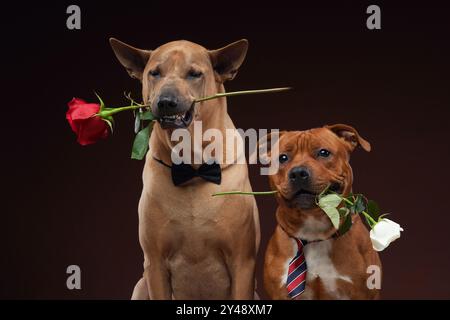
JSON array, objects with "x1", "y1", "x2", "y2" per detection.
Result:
[
  {"x1": 157, "y1": 95, "x2": 178, "y2": 110},
  {"x1": 289, "y1": 166, "x2": 311, "y2": 184}
]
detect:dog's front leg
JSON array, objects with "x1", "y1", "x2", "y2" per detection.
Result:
[
  {"x1": 144, "y1": 260, "x2": 172, "y2": 300},
  {"x1": 229, "y1": 253, "x2": 256, "y2": 300}
]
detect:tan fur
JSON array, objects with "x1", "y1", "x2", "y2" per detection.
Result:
[
  {"x1": 110, "y1": 39, "x2": 259, "y2": 299},
  {"x1": 263, "y1": 125, "x2": 381, "y2": 300}
]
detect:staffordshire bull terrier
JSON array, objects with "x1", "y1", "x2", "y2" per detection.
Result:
[{"x1": 263, "y1": 124, "x2": 381, "y2": 299}]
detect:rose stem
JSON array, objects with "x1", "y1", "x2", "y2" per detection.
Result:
[
  {"x1": 98, "y1": 105, "x2": 148, "y2": 118},
  {"x1": 340, "y1": 197, "x2": 377, "y2": 227},
  {"x1": 98, "y1": 87, "x2": 291, "y2": 118},
  {"x1": 213, "y1": 190, "x2": 278, "y2": 197},
  {"x1": 194, "y1": 87, "x2": 291, "y2": 103}
]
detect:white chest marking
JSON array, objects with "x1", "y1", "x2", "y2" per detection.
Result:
[
  {"x1": 279, "y1": 238, "x2": 353, "y2": 299},
  {"x1": 279, "y1": 216, "x2": 353, "y2": 299},
  {"x1": 295, "y1": 215, "x2": 329, "y2": 241},
  {"x1": 304, "y1": 241, "x2": 352, "y2": 299}
]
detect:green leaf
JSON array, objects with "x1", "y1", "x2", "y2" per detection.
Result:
[
  {"x1": 337, "y1": 213, "x2": 353, "y2": 236},
  {"x1": 318, "y1": 194, "x2": 342, "y2": 209},
  {"x1": 134, "y1": 111, "x2": 141, "y2": 134},
  {"x1": 322, "y1": 206, "x2": 340, "y2": 229},
  {"x1": 131, "y1": 122, "x2": 153, "y2": 160},
  {"x1": 338, "y1": 206, "x2": 350, "y2": 217},
  {"x1": 367, "y1": 200, "x2": 381, "y2": 220},
  {"x1": 318, "y1": 184, "x2": 332, "y2": 199},
  {"x1": 140, "y1": 110, "x2": 155, "y2": 121},
  {"x1": 351, "y1": 194, "x2": 366, "y2": 214}
]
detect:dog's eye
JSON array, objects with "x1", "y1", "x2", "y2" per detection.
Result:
[
  {"x1": 279, "y1": 154, "x2": 289, "y2": 163},
  {"x1": 188, "y1": 70, "x2": 203, "y2": 79},
  {"x1": 149, "y1": 69, "x2": 160, "y2": 77},
  {"x1": 318, "y1": 149, "x2": 331, "y2": 158}
]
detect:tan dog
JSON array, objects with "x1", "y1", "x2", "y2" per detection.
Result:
[
  {"x1": 110, "y1": 38, "x2": 259, "y2": 299},
  {"x1": 263, "y1": 124, "x2": 381, "y2": 300}
]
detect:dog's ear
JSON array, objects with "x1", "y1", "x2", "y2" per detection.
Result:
[
  {"x1": 326, "y1": 124, "x2": 371, "y2": 152},
  {"x1": 209, "y1": 39, "x2": 248, "y2": 82},
  {"x1": 109, "y1": 38, "x2": 151, "y2": 81}
]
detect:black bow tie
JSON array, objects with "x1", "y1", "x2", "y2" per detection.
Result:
[
  {"x1": 172, "y1": 162, "x2": 222, "y2": 186},
  {"x1": 153, "y1": 157, "x2": 222, "y2": 186}
]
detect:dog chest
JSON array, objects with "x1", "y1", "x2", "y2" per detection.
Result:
[{"x1": 302, "y1": 241, "x2": 353, "y2": 299}]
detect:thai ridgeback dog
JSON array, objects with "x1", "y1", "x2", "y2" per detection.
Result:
[
  {"x1": 263, "y1": 124, "x2": 381, "y2": 299},
  {"x1": 110, "y1": 38, "x2": 259, "y2": 299}
]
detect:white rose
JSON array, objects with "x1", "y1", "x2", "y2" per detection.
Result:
[{"x1": 369, "y1": 218, "x2": 404, "y2": 252}]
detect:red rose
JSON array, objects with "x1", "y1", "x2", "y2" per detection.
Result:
[{"x1": 66, "y1": 98, "x2": 109, "y2": 145}]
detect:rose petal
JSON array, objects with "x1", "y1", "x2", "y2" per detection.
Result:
[
  {"x1": 68, "y1": 97, "x2": 87, "y2": 109},
  {"x1": 369, "y1": 218, "x2": 403, "y2": 252},
  {"x1": 75, "y1": 116, "x2": 109, "y2": 145},
  {"x1": 65, "y1": 112, "x2": 79, "y2": 133},
  {"x1": 67, "y1": 103, "x2": 100, "y2": 120}
]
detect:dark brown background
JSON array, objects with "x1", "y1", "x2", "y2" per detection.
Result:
[{"x1": 1, "y1": 0, "x2": 449, "y2": 299}]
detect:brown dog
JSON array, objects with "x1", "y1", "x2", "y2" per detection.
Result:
[
  {"x1": 263, "y1": 124, "x2": 381, "y2": 300},
  {"x1": 110, "y1": 39, "x2": 259, "y2": 299}
]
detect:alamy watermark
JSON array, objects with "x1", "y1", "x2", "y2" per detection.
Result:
[
  {"x1": 66, "y1": 265, "x2": 81, "y2": 290},
  {"x1": 66, "y1": 5, "x2": 81, "y2": 30},
  {"x1": 169, "y1": 121, "x2": 280, "y2": 175},
  {"x1": 366, "y1": 5, "x2": 381, "y2": 30},
  {"x1": 366, "y1": 265, "x2": 382, "y2": 289}
]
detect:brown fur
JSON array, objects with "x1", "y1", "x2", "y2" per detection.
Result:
[
  {"x1": 263, "y1": 125, "x2": 381, "y2": 299},
  {"x1": 110, "y1": 38, "x2": 259, "y2": 300}
]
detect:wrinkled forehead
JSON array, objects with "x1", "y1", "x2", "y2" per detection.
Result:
[
  {"x1": 148, "y1": 41, "x2": 211, "y2": 70},
  {"x1": 279, "y1": 128, "x2": 345, "y2": 152}
]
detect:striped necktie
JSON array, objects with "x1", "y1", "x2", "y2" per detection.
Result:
[{"x1": 287, "y1": 238, "x2": 308, "y2": 299}]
